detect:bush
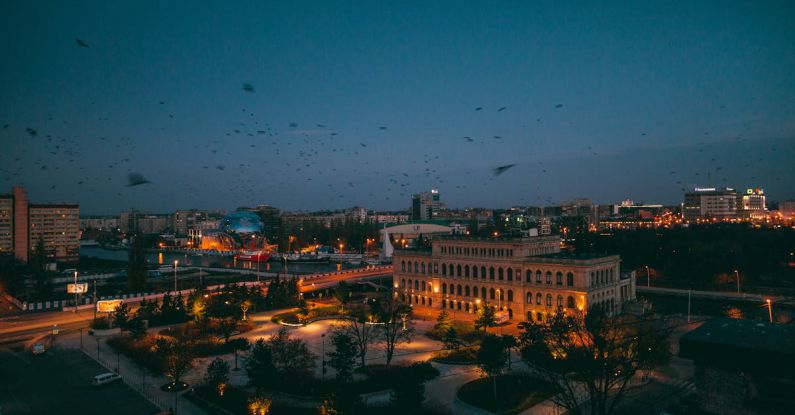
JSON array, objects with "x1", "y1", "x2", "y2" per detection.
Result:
[
  {"x1": 426, "y1": 321, "x2": 482, "y2": 344},
  {"x1": 90, "y1": 317, "x2": 112, "y2": 330},
  {"x1": 457, "y1": 374, "x2": 556, "y2": 413},
  {"x1": 431, "y1": 346, "x2": 478, "y2": 364}
]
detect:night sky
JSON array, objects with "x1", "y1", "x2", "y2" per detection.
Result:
[{"x1": 1, "y1": 1, "x2": 794, "y2": 214}]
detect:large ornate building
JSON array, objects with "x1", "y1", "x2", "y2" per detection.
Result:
[{"x1": 393, "y1": 235, "x2": 635, "y2": 323}]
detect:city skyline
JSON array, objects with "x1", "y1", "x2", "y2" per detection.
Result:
[{"x1": 1, "y1": 1, "x2": 794, "y2": 214}]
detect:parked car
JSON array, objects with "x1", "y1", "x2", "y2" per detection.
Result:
[{"x1": 92, "y1": 372, "x2": 121, "y2": 386}]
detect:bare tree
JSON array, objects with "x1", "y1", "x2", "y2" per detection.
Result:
[
  {"x1": 377, "y1": 294, "x2": 414, "y2": 365},
  {"x1": 338, "y1": 310, "x2": 377, "y2": 367},
  {"x1": 518, "y1": 310, "x2": 672, "y2": 415}
]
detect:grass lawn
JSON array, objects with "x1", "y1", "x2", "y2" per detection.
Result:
[{"x1": 457, "y1": 374, "x2": 557, "y2": 414}]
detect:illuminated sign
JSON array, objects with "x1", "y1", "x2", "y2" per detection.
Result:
[
  {"x1": 96, "y1": 299, "x2": 123, "y2": 313},
  {"x1": 67, "y1": 283, "x2": 88, "y2": 294}
]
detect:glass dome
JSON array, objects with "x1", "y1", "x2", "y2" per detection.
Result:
[{"x1": 220, "y1": 210, "x2": 264, "y2": 234}]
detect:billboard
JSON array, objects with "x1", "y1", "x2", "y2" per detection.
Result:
[
  {"x1": 96, "y1": 299, "x2": 123, "y2": 313},
  {"x1": 67, "y1": 283, "x2": 88, "y2": 294}
]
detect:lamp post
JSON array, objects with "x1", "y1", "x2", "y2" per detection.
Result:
[
  {"x1": 173, "y1": 260, "x2": 179, "y2": 293},
  {"x1": 645, "y1": 266, "x2": 650, "y2": 288},
  {"x1": 766, "y1": 299, "x2": 773, "y2": 323},
  {"x1": 734, "y1": 270, "x2": 740, "y2": 294},
  {"x1": 73, "y1": 271, "x2": 79, "y2": 313},
  {"x1": 496, "y1": 289, "x2": 501, "y2": 311}
]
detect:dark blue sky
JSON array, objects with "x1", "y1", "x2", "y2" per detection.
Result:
[{"x1": 1, "y1": 1, "x2": 793, "y2": 214}]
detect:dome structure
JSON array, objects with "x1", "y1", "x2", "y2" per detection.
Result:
[{"x1": 220, "y1": 210, "x2": 264, "y2": 235}]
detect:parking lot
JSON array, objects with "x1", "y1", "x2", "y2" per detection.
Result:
[{"x1": 0, "y1": 345, "x2": 159, "y2": 415}]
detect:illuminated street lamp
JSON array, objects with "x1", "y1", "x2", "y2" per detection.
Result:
[
  {"x1": 766, "y1": 299, "x2": 773, "y2": 323},
  {"x1": 174, "y1": 260, "x2": 179, "y2": 293}
]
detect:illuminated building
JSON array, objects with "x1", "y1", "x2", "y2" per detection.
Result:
[
  {"x1": 683, "y1": 187, "x2": 738, "y2": 222},
  {"x1": 411, "y1": 188, "x2": 441, "y2": 220},
  {"x1": 740, "y1": 188, "x2": 766, "y2": 211},
  {"x1": 393, "y1": 235, "x2": 635, "y2": 323},
  {"x1": 0, "y1": 186, "x2": 79, "y2": 263}
]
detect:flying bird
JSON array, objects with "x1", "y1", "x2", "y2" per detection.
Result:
[
  {"x1": 242, "y1": 83, "x2": 255, "y2": 92},
  {"x1": 493, "y1": 164, "x2": 516, "y2": 176},
  {"x1": 497, "y1": 107, "x2": 506, "y2": 112},
  {"x1": 76, "y1": 38, "x2": 89, "y2": 48},
  {"x1": 126, "y1": 173, "x2": 150, "y2": 187},
  {"x1": 554, "y1": 104, "x2": 564, "y2": 108}
]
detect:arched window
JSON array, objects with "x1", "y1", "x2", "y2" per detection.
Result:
[
  {"x1": 590, "y1": 272, "x2": 595, "y2": 286},
  {"x1": 526, "y1": 292, "x2": 533, "y2": 304},
  {"x1": 401, "y1": 261, "x2": 406, "y2": 272},
  {"x1": 465, "y1": 265, "x2": 470, "y2": 278},
  {"x1": 414, "y1": 280, "x2": 419, "y2": 290},
  {"x1": 472, "y1": 285, "x2": 478, "y2": 298},
  {"x1": 546, "y1": 271, "x2": 552, "y2": 284},
  {"x1": 442, "y1": 284, "x2": 447, "y2": 294},
  {"x1": 526, "y1": 270, "x2": 532, "y2": 283},
  {"x1": 498, "y1": 268, "x2": 504, "y2": 281},
  {"x1": 566, "y1": 272, "x2": 574, "y2": 286},
  {"x1": 422, "y1": 281, "x2": 426, "y2": 291},
  {"x1": 457, "y1": 264, "x2": 462, "y2": 277},
  {"x1": 456, "y1": 284, "x2": 462, "y2": 296},
  {"x1": 421, "y1": 262, "x2": 425, "y2": 274},
  {"x1": 428, "y1": 298, "x2": 432, "y2": 307},
  {"x1": 536, "y1": 293, "x2": 542, "y2": 305},
  {"x1": 507, "y1": 268, "x2": 513, "y2": 281},
  {"x1": 507, "y1": 290, "x2": 514, "y2": 302},
  {"x1": 414, "y1": 262, "x2": 418, "y2": 273},
  {"x1": 567, "y1": 296, "x2": 575, "y2": 308},
  {"x1": 536, "y1": 271, "x2": 542, "y2": 283},
  {"x1": 481, "y1": 287, "x2": 487, "y2": 299},
  {"x1": 481, "y1": 266, "x2": 487, "y2": 279},
  {"x1": 489, "y1": 288, "x2": 496, "y2": 300},
  {"x1": 489, "y1": 267, "x2": 495, "y2": 280},
  {"x1": 465, "y1": 286, "x2": 470, "y2": 297},
  {"x1": 556, "y1": 272, "x2": 563, "y2": 285},
  {"x1": 557, "y1": 295, "x2": 563, "y2": 308},
  {"x1": 400, "y1": 279, "x2": 405, "y2": 288},
  {"x1": 546, "y1": 294, "x2": 553, "y2": 306},
  {"x1": 442, "y1": 263, "x2": 447, "y2": 276}
]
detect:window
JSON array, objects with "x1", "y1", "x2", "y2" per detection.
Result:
[
  {"x1": 481, "y1": 287, "x2": 487, "y2": 299},
  {"x1": 456, "y1": 285, "x2": 462, "y2": 296},
  {"x1": 590, "y1": 272, "x2": 595, "y2": 286},
  {"x1": 481, "y1": 266, "x2": 487, "y2": 279},
  {"x1": 557, "y1": 295, "x2": 563, "y2": 308},
  {"x1": 465, "y1": 265, "x2": 470, "y2": 278},
  {"x1": 472, "y1": 285, "x2": 478, "y2": 298},
  {"x1": 442, "y1": 284, "x2": 447, "y2": 294},
  {"x1": 465, "y1": 286, "x2": 470, "y2": 297},
  {"x1": 556, "y1": 272, "x2": 563, "y2": 285},
  {"x1": 442, "y1": 263, "x2": 447, "y2": 276},
  {"x1": 566, "y1": 272, "x2": 574, "y2": 286},
  {"x1": 507, "y1": 290, "x2": 513, "y2": 302},
  {"x1": 498, "y1": 268, "x2": 504, "y2": 281},
  {"x1": 536, "y1": 312, "x2": 543, "y2": 322},
  {"x1": 489, "y1": 267, "x2": 495, "y2": 280},
  {"x1": 536, "y1": 293, "x2": 542, "y2": 305},
  {"x1": 401, "y1": 261, "x2": 405, "y2": 272},
  {"x1": 526, "y1": 270, "x2": 532, "y2": 283},
  {"x1": 546, "y1": 271, "x2": 552, "y2": 284},
  {"x1": 401, "y1": 279, "x2": 405, "y2": 288},
  {"x1": 414, "y1": 280, "x2": 419, "y2": 290},
  {"x1": 567, "y1": 296, "x2": 575, "y2": 308},
  {"x1": 449, "y1": 283, "x2": 455, "y2": 294},
  {"x1": 457, "y1": 264, "x2": 462, "y2": 277},
  {"x1": 536, "y1": 271, "x2": 542, "y2": 283},
  {"x1": 421, "y1": 281, "x2": 426, "y2": 291},
  {"x1": 526, "y1": 292, "x2": 533, "y2": 304},
  {"x1": 546, "y1": 294, "x2": 553, "y2": 306},
  {"x1": 414, "y1": 262, "x2": 418, "y2": 273},
  {"x1": 490, "y1": 288, "x2": 495, "y2": 300},
  {"x1": 421, "y1": 263, "x2": 425, "y2": 274}
]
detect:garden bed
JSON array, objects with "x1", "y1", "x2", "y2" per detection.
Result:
[{"x1": 456, "y1": 374, "x2": 556, "y2": 414}]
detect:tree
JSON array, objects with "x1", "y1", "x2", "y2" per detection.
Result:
[
  {"x1": 217, "y1": 316, "x2": 240, "y2": 343},
  {"x1": 518, "y1": 310, "x2": 673, "y2": 415},
  {"x1": 126, "y1": 315, "x2": 147, "y2": 339},
  {"x1": 127, "y1": 232, "x2": 148, "y2": 291},
  {"x1": 267, "y1": 327, "x2": 315, "y2": 380},
  {"x1": 475, "y1": 306, "x2": 497, "y2": 332},
  {"x1": 162, "y1": 337, "x2": 194, "y2": 385},
  {"x1": 191, "y1": 295, "x2": 207, "y2": 322},
  {"x1": 377, "y1": 295, "x2": 413, "y2": 365},
  {"x1": 390, "y1": 362, "x2": 440, "y2": 410},
  {"x1": 327, "y1": 330, "x2": 358, "y2": 383},
  {"x1": 478, "y1": 334, "x2": 508, "y2": 402},
  {"x1": 29, "y1": 237, "x2": 53, "y2": 299},
  {"x1": 333, "y1": 281, "x2": 352, "y2": 312},
  {"x1": 339, "y1": 310, "x2": 377, "y2": 367},
  {"x1": 442, "y1": 326, "x2": 461, "y2": 351},
  {"x1": 112, "y1": 302, "x2": 130, "y2": 328},
  {"x1": 500, "y1": 334, "x2": 518, "y2": 369},
  {"x1": 246, "y1": 338, "x2": 276, "y2": 390},
  {"x1": 248, "y1": 395, "x2": 272, "y2": 415},
  {"x1": 434, "y1": 309, "x2": 452, "y2": 333},
  {"x1": 205, "y1": 357, "x2": 230, "y2": 394}
]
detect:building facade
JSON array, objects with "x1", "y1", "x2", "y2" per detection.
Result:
[
  {"x1": 0, "y1": 186, "x2": 79, "y2": 263},
  {"x1": 411, "y1": 188, "x2": 441, "y2": 220},
  {"x1": 393, "y1": 235, "x2": 635, "y2": 323},
  {"x1": 79, "y1": 215, "x2": 119, "y2": 231},
  {"x1": 683, "y1": 187, "x2": 738, "y2": 221}
]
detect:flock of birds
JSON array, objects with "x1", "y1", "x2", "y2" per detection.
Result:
[{"x1": 0, "y1": 37, "x2": 789, "y2": 211}]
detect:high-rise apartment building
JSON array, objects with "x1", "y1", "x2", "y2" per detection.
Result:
[
  {"x1": 172, "y1": 209, "x2": 209, "y2": 235},
  {"x1": 683, "y1": 187, "x2": 737, "y2": 221},
  {"x1": 0, "y1": 186, "x2": 79, "y2": 263},
  {"x1": 411, "y1": 188, "x2": 440, "y2": 220}
]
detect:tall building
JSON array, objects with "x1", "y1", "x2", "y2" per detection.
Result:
[
  {"x1": 740, "y1": 188, "x2": 766, "y2": 211},
  {"x1": 683, "y1": 187, "x2": 737, "y2": 221},
  {"x1": 0, "y1": 186, "x2": 79, "y2": 263},
  {"x1": 394, "y1": 235, "x2": 635, "y2": 323},
  {"x1": 172, "y1": 209, "x2": 208, "y2": 235},
  {"x1": 411, "y1": 188, "x2": 441, "y2": 220},
  {"x1": 120, "y1": 210, "x2": 169, "y2": 234},
  {"x1": 780, "y1": 200, "x2": 795, "y2": 220}
]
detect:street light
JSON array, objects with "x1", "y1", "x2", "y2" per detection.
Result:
[
  {"x1": 766, "y1": 299, "x2": 773, "y2": 323},
  {"x1": 645, "y1": 266, "x2": 650, "y2": 288},
  {"x1": 174, "y1": 260, "x2": 179, "y2": 293},
  {"x1": 734, "y1": 270, "x2": 740, "y2": 294}
]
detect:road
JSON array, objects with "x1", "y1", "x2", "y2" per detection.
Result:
[
  {"x1": 0, "y1": 267, "x2": 392, "y2": 345},
  {"x1": 0, "y1": 345, "x2": 159, "y2": 415}
]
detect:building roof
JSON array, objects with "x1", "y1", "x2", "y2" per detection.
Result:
[
  {"x1": 29, "y1": 203, "x2": 79, "y2": 209},
  {"x1": 679, "y1": 318, "x2": 795, "y2": 375}
]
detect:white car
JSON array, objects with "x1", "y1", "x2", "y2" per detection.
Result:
[{"x1": 92, "y1": 372, "x2": 121, "y2": 386}]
